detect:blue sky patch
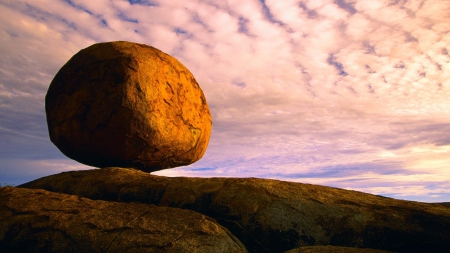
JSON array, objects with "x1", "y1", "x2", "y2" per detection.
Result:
[
  {"x1": 119, "y1": 13, "x2": 138, "y2": 23},
  {"x1": 238, "y1": 17, "x2": 249, "y2": 34},
  {"x1": 128, "y1": 0, "x2": 158, "y2": 6},
  {"x1": 259, "y1": 0, "x2": 283, "y2": 25},
  {"x1": 327, "y1": 54, "x2": 348, "y2": 76},
  {"x1": 334, "y1": 0, "x2": 357, "y2": 14},
  {"x1": 232, "y1": 79, "x2": 247, "y2": 88},
  {"x1": 174, "y1": 28, "x2": 188, "y2": 35},
  {"x1": 64, "y1": 0, "x2": 93, "y2": 15}
]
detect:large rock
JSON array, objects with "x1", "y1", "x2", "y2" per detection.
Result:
[
  {"x1": 0, "y1": 187, "x2": 247, "y2": 253},
  {"x1": 45, "y1": 41, "x2": 212, "y2": 172},
  {"x1": 21, "y1": 168, "x2": 450, "y2": 253}
]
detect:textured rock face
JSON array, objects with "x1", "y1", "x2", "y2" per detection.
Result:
[
  {"x1": 45, "y1": 41, "x2": 212, "y2": 172},
  {"x1": 21, "y1": 168, "x2": 450, "y2": 253},
  {"x1": 0, "y1": 187, "x2": 247, "y2": 253}
]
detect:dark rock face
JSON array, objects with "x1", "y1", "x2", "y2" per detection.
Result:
[
  {"x1": 20, "y1": 168, "x2": 450, "y2": 253},
  {"x1": 0, "y1": 187, "x2": 247, "y2": 253},
  {"x1": 284, "y1": 246, "x2": 394, "y2": 253},
  {"x1": 45, "y1": 41, "x2": 212, "y2": 172}
]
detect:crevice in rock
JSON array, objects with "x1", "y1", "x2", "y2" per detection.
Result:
[{"x1": 104, "y1": 210, "x2": 150, "y2": 253}]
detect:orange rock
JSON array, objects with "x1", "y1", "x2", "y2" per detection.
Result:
[{"x1": 45, "y1": 41, "x2": 212, "y2": 172}]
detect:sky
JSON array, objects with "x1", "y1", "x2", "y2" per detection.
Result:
[{"x1": 1, "y1": 0, "x2": 450, "y2": 202}]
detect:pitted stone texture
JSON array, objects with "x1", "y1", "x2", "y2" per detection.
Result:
[
  {"x1": 0, "y1": 187, "x2": 248, "y2": 253},
  {"x1": 45, "y1": 41, "x2": 212, "y2": 172}
]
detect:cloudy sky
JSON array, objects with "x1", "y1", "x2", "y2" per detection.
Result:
[{"x1": 1, "y1": 0, "x2": 450, "y2": 202}]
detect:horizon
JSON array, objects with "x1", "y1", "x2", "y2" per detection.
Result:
[{"x1": 1, "y1": 0, "x2": 450, "y2": 202}]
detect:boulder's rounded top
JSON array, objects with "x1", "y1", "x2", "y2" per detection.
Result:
[
  {"x1": 46, "y1": 41, "x2": 212, "y2": 172},
  {"x1": 76, "y1": 41, "x2": 176, "y2": 63}
]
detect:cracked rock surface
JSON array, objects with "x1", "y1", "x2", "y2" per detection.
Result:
[
  {"x1": 0, "y1": 187, "x2": 247, "y2": 253},
  {"x1": 21, "y1": 168, "x2": 450, "y2": 253},
  {"x1": 45, "y1": 41, "x2": 212, "y2": 172}
]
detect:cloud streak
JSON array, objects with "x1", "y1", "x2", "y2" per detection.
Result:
[{"x1": 1, "y1": 0, "x2": 450, "y2": 202}]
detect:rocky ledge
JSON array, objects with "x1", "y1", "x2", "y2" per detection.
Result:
[
  {"x1": 0, "y1": 187, "x2": 247, "y2": 253},
  {"x1": 18, "y1": 168, "x2": 450, "y2": 253}
]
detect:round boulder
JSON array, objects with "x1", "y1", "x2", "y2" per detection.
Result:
[{"x1": 46, "y1": 41, "x2": 212, "y2": 172}]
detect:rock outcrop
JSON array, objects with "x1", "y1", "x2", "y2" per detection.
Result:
[
  {"x1": 45, "y1": 41, "x2": 212, "y2": 172},
  {"x1": 20, "y1": 168, "x2": 450, "y2": 253},
  {"x1": 0, "y1": 186, "x2": 247, "y2": 253}
]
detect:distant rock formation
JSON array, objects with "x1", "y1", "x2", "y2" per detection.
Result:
[
  {"x1": 20, "y1": 168, "x2": 450, "y2": 253},
  {"x1": 45, "y1": 41, "x2": 212, "y2": 172},
  {"x1": 0, "y1": 187, "x2": 247, "y2": 253}
]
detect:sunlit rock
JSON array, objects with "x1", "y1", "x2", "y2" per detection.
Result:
[{"x1": 45, "y1": 41, "x2": 212, "y2": 172}]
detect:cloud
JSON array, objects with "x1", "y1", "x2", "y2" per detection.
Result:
[{"x1": 1, "y1": 0, "x2": 450, "y2": 201}]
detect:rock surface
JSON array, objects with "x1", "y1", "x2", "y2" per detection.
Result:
[
  {"x1": 0, "y1": 186, "x2": 247, "y2": 253},
  {"x1": 21, "y1": 168, "x2": 450, "y2": 253},
  {"x1": 45, "y1": 41, "x2": 212, "y2": 172},
  {"x1": 284, "y1": 246, "x2": 394, "y2": 253}
]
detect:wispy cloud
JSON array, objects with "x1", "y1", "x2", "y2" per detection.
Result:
[{"x1": 1, "y1": 0, "x2": 449, "y2": 201}]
